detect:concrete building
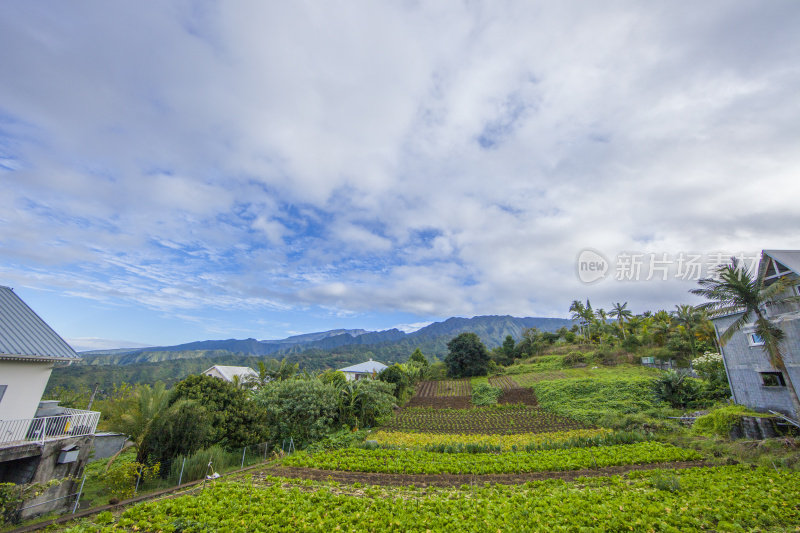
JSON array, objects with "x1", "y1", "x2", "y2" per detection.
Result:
[
  {"x1": 338, "y1": 359, "x2": 388, "y2": 381},
  {"x1": 712, "y1": 250, "x2": 800, "y2": 419},
  {"x1": 0, "y1": 286, "x2": 100, "y2": 520}
]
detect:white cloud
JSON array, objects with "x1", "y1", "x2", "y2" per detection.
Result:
[{"x1": 1, "y1": 1, "x2": 799, "y2": 342}]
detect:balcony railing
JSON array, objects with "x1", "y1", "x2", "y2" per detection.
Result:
[{"x1": 0, "y1": 409, "x2": 101, "y2": 446}]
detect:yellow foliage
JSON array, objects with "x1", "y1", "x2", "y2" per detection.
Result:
[{"x1": 371, "y1": 428, "x2": 612, "y2": 450}]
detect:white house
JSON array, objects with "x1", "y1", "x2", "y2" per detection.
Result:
[
  {"x1": 203, "y1": 365, "x2": 258, "y2": 384},
  {"x1": 0, "y1": 285, "x2": 100, "y2": 519},
  {"x1": 0, "y1": 286, "x2": 84, "y2": 423},
  {"x1": 338, "y1": 359, "x2": 388, "y2": 381}
]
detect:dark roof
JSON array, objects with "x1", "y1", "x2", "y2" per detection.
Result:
[{"x1": 0, "y1": 286, "x2": 80, "y2": 361}]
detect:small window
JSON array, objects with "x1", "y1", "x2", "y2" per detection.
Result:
[
  {"x1": 760, "y1": 372, "x2": 786, "y2": 387},
  {"x1": 748, "y1": 333, "x2": 765, "y2": 346},
  {"x1": 0, "y1": 385, "x2": 6, "y2": 404}
]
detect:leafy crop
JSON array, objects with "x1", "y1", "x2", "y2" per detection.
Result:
[
  {"x1": 282, "y1": 442, "x2": 702, "y2": 474},
  {"x1": 64, "y1": 466, "x2": 800, "y2": 532},
  {"x1": 369, "y1": 428, "x2": 612, "y2": 450}
]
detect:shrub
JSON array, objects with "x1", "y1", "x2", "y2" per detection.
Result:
[
  {"x1": 562, "y1": 352, "x2": 586, "y2": 367},
  {"x1": 471, "y1": 383, "x2": 502, "y2": 406},
  {"x1": 652, "y1": 370, "x2": 702, "y2": 409},
  {"x1": 253, "y1": 379, "x2": 339, "y2": 447},
  {"x1": 692, "y1": 405, "x2": 752, "y2": 438},
  {"x1": 102, "y1": 461, "x2": 159, "y2": 500}
]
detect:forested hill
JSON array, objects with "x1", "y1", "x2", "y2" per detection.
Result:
[
  {"x1": 80, "y1": 315, "x2": 571, "y2": 366},
  {"x1": 49, "y1": 315, "x2": 572, "y2": 391}
]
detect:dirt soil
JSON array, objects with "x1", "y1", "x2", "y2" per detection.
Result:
[
  {"x1": 497, "y1": 387, "x2": 538, "y2": 406},
  {"x1": 258, "y1": 461, "x2": 713, "y2": 488}
]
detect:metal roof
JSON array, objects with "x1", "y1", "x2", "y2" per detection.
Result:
[
  {"x1": 0, "y1": 286, "x2": 80, "y2": 361},
  {"x1": 760, "y1": 250, "x2": 800, "y2": 278},
  {"x1": 203, "y1": 365, "x2": 258, "y2": 381},
  {"x1": 338, "y1": 359, "x2": 388, "y2": 374}
]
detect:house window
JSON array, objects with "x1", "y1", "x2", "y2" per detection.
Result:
[
  {"x1": 0, "y1": 385, "x2": 6, "y2": 404},
  {"x1": 760, "y1": 372, "x2": 786, "y2": 387},
  {"x1": 748, "y1": 333, "x2": 765, "y2": 346}
]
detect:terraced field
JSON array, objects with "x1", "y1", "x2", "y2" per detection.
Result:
[
  {"x1": 380, "y1": 405, "x2": 586, "y2": 434},
  {"x1": 405, "y1": 379, "x2": 472, "y2": 408}
]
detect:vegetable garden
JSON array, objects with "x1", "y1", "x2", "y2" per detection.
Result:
[
  {"x1": 62, "y1": 466, "x2": 800, "y2": 532},
  {"x1": 380, "y1": 406, "x2": 586, "y2": 434}
]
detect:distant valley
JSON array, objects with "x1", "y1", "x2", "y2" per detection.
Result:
[{"x1": 49, "y1": 315, "x2": 572, "y2": 392}]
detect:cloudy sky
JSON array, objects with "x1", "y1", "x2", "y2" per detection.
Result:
[{"x1": 2, "y1": 1, "x2": 799, "y2": 351}]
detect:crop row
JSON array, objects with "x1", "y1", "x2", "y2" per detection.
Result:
[
  {"x1": 282, "y1": 442, "x2": 702, "y2": 474},
  {"x1": 369, "y1": 428, "x2": 613, "y2": 450},
  {"x1": 76, "y1": 466, "x2": 800, "y2": 532},
  {"x1": 380, "y1": 406, "x2": 586, "y2": 434},
  {"x1": 488, "y1": 375, "x2": 518, "y2": 390},
  {"x1": 436, "y1": 379, "x2": 472, "y2": 397}
]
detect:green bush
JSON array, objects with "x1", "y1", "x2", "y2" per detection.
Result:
[
  {"x1": 692, "y1": 405, "x2": 753, "y2": 438},
  {"x1": 253, "y1": 379, "x2": 339, "y2": 447},
  {"x1": 471, "y1": 383, "x2": 502, "y2": 406},
  {"x1": 562, "y1": 352, "x2": 586, "y2": 367},
  {"x1": 652, "y1": 370, "x2": 702, "y2": 409}
]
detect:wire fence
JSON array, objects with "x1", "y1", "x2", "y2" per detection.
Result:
[{"x1": 14, "y1": 438, "x2": 297, "y2": 526}]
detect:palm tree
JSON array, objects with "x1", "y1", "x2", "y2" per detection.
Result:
[
  {"x1": 609, "y1": 302, "x2": 633, "y2": 339},
  {"x1": 691, "y1": 258, "x2": 800, "y2": 417},
  {"x1": 673, "y1": 304, "x2": 704, "y2": 358},
  {"x1": 104, "y1": 382, "x2": 171, "y2": 464}
]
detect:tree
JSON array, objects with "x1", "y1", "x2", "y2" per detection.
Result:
[
  {"x1": 253, "y1": 379, "x2": 339, "y2": 447},
  {"x1": 444, "y1": 333, "x2": 490, "y2": 378},
  {"x1": 105, "y1": 382, "x2": 170, "y2": 453},
  {"x1": 609, "y1": 302, "x2": 633, "y2": 339},
  {"x1": 691, "y1": 258, "x2": 800, "y2": 417},
  {"x1": 137, "y1": 401, "x2": 214, "y2": 466},
  {"x1": 378, "y1": 364, "x2": 412, "y2": 400},
  {"x1": 409, "y1": 348, "x2": 428, "y2": 367},
  {"x1": 168, "y1": 374, "x2": 268, "y2": 449}
]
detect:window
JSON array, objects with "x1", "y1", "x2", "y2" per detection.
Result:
[
  {"x1": 760, "y1": 372, "x2": 786, "y2": 387},
  {"x1": 748, "y1": 333, "x2": 765, "y2": 346},
  {"x1": 0, "y1": 385, "x2": 6, "y2": 404}
]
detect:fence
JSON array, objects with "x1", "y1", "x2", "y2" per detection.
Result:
[
  {"x1": 0, "y1": 409, "x2": 101, "y2": 445},
  {"x1": 10, "y1": 438, "x2": 296, "y2": 526}
]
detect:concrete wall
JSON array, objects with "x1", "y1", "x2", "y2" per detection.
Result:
[
  {"x1": 716, "y1": 313, "x2": 800, "y2": 417},
  {"x1": 0, "y1": 360, "x2": 54, "y2": 421},
  {"x1": 90, "y1": 432, "x2": 129, "y2": 462},
  {"x1": 0, "y1": 434, "x2": 94, "y2": 520}
]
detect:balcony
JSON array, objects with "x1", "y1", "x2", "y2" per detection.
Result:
[{"x1": 0, "y1": 409, "x2": 101, "y2": 447}]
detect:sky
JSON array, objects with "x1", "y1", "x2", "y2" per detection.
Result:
[{"x1": 2, "y1": 1, "x2": 799, "y2": 352}]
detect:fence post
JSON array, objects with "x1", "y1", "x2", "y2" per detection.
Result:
[
  {"x1": 177, "y1": 457, "x2": 186, "y2": 486},
  {"x1": 71, "y1": 474, "x2": 87, "y2": 514},
  {"x1": 241, "y1": 446, "x2": 246, "y2": 469},
  {"x1": 41, "y1": 417, "x2": 47, "y2": 445},
  {"x1": 134, "y1": 465, "x2": 143, "y2": 494},
  {"x1": 263, "y1": 442, "x2": 268, "y2": 461}
]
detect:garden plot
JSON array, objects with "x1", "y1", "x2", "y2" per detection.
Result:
[
  {"x1": 380, "y1": 406, "x2": 585, "y2": 434},
  {"x1": 405, "y1": 379, "x2": 472, "y2": 409}
]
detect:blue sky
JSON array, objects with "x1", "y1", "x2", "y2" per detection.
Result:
[{"x1": 2, "y1": 2, "x2": 800, "y2": 351}]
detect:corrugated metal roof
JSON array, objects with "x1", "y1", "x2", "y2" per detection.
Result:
[
  {"x1": 338, "y1": 359, "x2": 388, "y2": 374},
  {"x1": 0, "y1": 286, "x2": 80, "y2": 361}
]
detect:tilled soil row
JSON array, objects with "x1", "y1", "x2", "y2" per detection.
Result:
[
  {"x1": 405, "y1": 396, "x2": 472, "y2": 409},
  {"x1": 497, "y1": 387, "x2": 538, "y2": 406},
  {"x1": 259, "y1": 461, "x2": 714, "y2": 488}
]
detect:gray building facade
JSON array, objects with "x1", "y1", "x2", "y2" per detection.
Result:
[{"x1": 713, "y1": 250, "x2": 800, "y2": 419}]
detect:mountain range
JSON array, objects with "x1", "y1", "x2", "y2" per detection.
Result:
[{"x1": 48, "y1": 315, "x2": 573, "y2": 393}]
